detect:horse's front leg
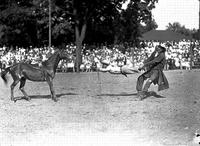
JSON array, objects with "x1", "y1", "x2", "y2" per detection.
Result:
[{"x1": 46, "y1": 77, "x2": 58, "y2": 102}]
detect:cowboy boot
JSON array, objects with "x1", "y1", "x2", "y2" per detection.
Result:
[{"x1": 137, "y1": 91, "x2": 147, "y2": 101}]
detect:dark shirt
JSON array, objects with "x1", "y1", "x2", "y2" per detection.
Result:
[
  {"x1": 142, "y1": 51, "x2": 169, "y2": 91},
  {"x1": 143, "y1": 51, "x2": 166, "y2": 71}
]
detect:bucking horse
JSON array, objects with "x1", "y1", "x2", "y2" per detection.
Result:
[{"x1": 1, "y1": 49, "x2": 70, "y2": 102}]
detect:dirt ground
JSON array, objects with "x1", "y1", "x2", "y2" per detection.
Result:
[{"x1": 1, "y1": 70, "x2": 200, "y2": 146}]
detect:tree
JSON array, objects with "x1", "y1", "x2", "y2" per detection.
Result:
[
  {"x1": 0, "y1": 0, "x2": 73, "y2": 47},
  {"x1": 166, "y1": 22, "x2": 193, "y2": 37},
  {"x1": 0, "y1": 0, "x2": 37, "y2": 47},
  {"x1": 113, "y1": 0, "x2": 158, "y2": 46},
  {"x1": 139, "y1": 18, "x2": 158, "y2": 34},
  {"x1": 32, "y1": 0, "x2": 73, "y2": 46},
  {"x1": 55, "y1": 0, "x2": 125, "y2": 72}
]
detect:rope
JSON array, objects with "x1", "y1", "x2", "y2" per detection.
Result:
[{"x1": 97, "y1": 69, "x2": 102, "y2": 95}]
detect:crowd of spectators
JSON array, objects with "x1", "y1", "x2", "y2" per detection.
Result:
[{"x1": 0, "y1": 39, "x2": 199, "y2": 72}]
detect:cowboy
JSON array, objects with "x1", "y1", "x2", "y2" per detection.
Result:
[{"x1": 136, "y1": 45, "x2": 169, "y2": 100}]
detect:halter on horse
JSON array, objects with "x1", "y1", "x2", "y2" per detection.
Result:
[{"x1": 1, "y1": 49, "x2": 69, "y2": 102}]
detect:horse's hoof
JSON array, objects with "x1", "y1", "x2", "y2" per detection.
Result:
[
  {"x1": 53, "y1": 98, "x2": 58, "y2": 102},
  {"x1": 26, "y1": 98, "x2": 31, "y2": 101},
  {"x1": 11, "y1": 98, "x2": 17, "y2": 102}
]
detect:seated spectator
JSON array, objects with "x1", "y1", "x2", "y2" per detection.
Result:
[
  {"x1": 80, "y1": 64, "x2": 85, "y2": 72},
  {"x1": 67, "y1": 61, "x2": 75, "y2": 72}
]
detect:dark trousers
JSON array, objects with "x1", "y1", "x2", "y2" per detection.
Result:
[{"x1": 136, "y1": 70, "x2": 159, "y2": 92}]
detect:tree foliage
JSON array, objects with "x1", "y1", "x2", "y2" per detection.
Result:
[
  {"x1": 0, "y1": 0, "x2": 158, "y2": 47},
  {"x1": 113, "y1": 0, "x2": 158, "y2": 46},
  {"x1": 139, "y1": 18, "x2": 158, "y2": 34},
  {"x1": 0, "y1": 0, "x2": 36, "y2": 46},
  {"x1": 166, "y1": 22, "x2": 194, "y2": 37}
]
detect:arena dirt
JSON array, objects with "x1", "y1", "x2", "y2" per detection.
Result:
[{"x1": 0, "y1": 70, "x2": 200, "y2": 146}]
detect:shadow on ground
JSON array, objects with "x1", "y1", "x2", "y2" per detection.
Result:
[
  {"x1": 97, "y1": 93, "x2": 137, "y2": 97},
  {"x1": 144, "y1": 91, "x2": 166, "y2": 99},
  {"x1": 97, "y1": 91, "x2": 166, "y2": 99},
  {"x1": 14, "y1": 92, "x2": 78, "y2": 101}
]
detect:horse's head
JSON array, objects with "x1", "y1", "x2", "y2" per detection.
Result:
[{"x1": 58, "y1": 49, "x2": 70, "y2": 61}]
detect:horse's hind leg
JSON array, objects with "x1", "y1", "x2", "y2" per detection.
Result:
[
  {"x1": 10, "y1": 79, "x2": 20, "y2": 102},
  {"x1": 19, "y1": 77, "x2": 31, "y2": 101}
]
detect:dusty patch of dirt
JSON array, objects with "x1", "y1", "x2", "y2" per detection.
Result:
[{"x1": 0, "y1": 70, "x2": 200, "y2": 146}]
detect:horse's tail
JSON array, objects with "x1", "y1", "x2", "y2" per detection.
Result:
[{"x1": 1, "y1": 67, "x2": 10, "y2": 84}]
